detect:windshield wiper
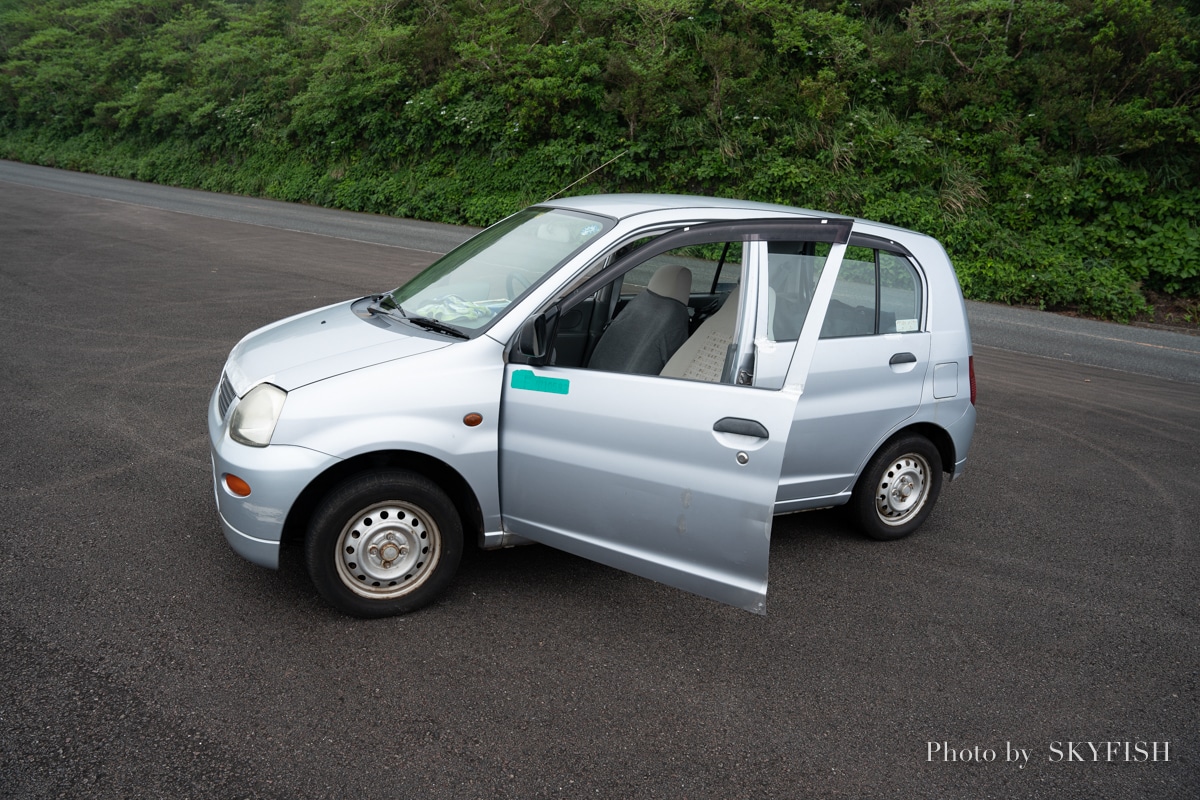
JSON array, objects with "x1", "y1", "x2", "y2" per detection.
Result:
[
  {"x1": 365, "y1": 294, "x2": 468, "y2": 339},
  {"x1": 405, "y1": 315, "x2": 470, "y2": 339}
]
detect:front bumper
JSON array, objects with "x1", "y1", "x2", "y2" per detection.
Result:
[{"x1": 214, "y1": 492, "x2": 285, "y2": 569}]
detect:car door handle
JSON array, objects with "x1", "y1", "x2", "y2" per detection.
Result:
[
  {"x1": 713, "y1": 417, "x2": 769, "y2": 439},
  {"x1": 889, "y1": 352, "x2": 917, "y2": 366}
]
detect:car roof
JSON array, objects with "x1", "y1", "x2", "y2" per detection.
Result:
[
  {"x1": 538, "y1": 193, "x2": 926, "y2": 241},
  {"x1": 540, "y1": 193, "x2": 836, "y2": 221}
]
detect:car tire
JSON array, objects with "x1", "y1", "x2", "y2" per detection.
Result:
[
  {"x1": 305, "y1": 470, "x2": 463, "y2": 618},
  {"x1": 851, "y1": 435, "x2": 943, "y2": 541}
]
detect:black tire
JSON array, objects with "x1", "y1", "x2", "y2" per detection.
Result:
[
  {"x1": 305, "y1": 470, "x2": 463, "y2": 618},
  {"x1": 850, "y1": 435, "x2": 944, "y2": 541}
]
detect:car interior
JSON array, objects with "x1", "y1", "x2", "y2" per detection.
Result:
[
  {"x1": 545, "y1": 240, "x2": 742, "y2": 377},
  {"x1": 537, "y1": 233, "x2": 923, "y2": 386}
]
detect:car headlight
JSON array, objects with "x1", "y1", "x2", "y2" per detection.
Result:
[{"x1": 229, "y1": 383, "x2": 287, "y2": 447}]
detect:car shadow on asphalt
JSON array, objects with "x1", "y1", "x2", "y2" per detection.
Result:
[{"x1": 257, "y1": 507, "x2": 871, "y2": 620}]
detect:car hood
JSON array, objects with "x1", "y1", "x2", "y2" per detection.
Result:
[{"x1": 224, "y1": 299, "x2": 451, "y2": 394}]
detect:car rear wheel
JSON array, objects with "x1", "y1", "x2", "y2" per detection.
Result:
[
  {"x1": 305, "y1": 470, "x2": 463, "y2": 618},
  {"x1": 851, "y1": 435, "x2": 943, "y2": 541}
]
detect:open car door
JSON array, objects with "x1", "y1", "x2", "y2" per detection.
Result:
[{"x1": 499, "y1": 219, "x2": 851, "y2": 613}]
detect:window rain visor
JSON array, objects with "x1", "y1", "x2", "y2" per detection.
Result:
[{"x1": 387, "y1": 209, "x2": 608, "y2": 331}]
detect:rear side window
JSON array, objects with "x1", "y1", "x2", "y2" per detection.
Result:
[
  {"x1": 879, "y1": 252, "x2": 921, "y2": 333},
  {"x1": 820, "y1": 245, "x2": 923, "y2": 338},
  {"x1": 822, "y1": 246, "x2": 876, "y2": 338}
]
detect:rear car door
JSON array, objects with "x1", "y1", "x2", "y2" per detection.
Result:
[{"x1": 773, "y1": 238, "x2": 933, "y2": 507}]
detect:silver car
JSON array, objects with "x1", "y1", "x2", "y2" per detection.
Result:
[{"x1": 209, "y1": 194, "x2": 976, "y2": 617}]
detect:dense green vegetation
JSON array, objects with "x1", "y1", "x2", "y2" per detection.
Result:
[{"x1": 2, "y1": 0, "x2": 1197, "y2": 320}]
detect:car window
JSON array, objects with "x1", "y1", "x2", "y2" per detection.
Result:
[
  {"x1": 571, "y1": 238, "x2": 745, "y2": 382},
  {"x1": 765, "y1": 242, "x2": 827, "y2": 342},
  {"x1": 389, "y1": 208, "x2": 607, "y2": 331},
  {"x1": 818, "y1": 245, "x2": 923, "y2": 338},
  {"x1": 620, "y1": 241, "x2": 741, "y2": 297},
  {"x1": 514, "y1": 218, "x2": 859, "y2": 388},
  {"x1": 879, "y1": 251, "x2": 922, "y2": 333},
  {"x1": 819, "y1": 245, "x2": 876, "y2": 338}
]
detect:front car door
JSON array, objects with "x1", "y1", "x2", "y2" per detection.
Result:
[{"x1": 498, "y1": 219, "x2": 852, "y2": 613}]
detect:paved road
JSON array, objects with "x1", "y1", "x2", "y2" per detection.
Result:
[
  {"x1": 968, "y1": 302, "x2": 1200, "y2": 386},
  {"x1": 1, "y1": 163, "x2": 1197, "y2": 799},
  {"x1": 0, "y1": 160, "x2": 476, "y2": 255}
]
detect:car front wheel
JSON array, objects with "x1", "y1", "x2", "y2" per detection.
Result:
[
  {"x1": 305, "y1": 470, "x2": 463, "y2": 618},
  {"x1": 851, "y1": 435, "x2": 943, "y2": 541}
]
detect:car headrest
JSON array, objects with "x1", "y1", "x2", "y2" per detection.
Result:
[{"x1": 646, "y1": 264, "x2": 692, "y2": 306}]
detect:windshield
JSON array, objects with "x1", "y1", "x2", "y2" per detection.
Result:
[{"x1": 388, "y1": 208, "x2": 609, "y2": 331}]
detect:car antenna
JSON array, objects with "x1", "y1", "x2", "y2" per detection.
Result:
[{"x1": 543, "y1": 150, "x2": 628, "y2": 202}]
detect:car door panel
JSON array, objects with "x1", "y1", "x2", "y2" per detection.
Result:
[
  {"x1": 500, "y1": 366, "x2": 798, "y2": 613},
  {"x1": 776, "y1": 332, "x2": 932, "y2": 508}
]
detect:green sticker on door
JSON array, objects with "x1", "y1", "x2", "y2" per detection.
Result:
[{"x1": 510, "y1": 369, "x2": 570, "y2": 395}]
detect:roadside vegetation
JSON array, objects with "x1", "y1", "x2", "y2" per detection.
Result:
[{"x1": 1, "y1": 0, "x2": 1197, "y2": 323}]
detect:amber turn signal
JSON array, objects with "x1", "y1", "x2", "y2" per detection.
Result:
[
  {"x1": 225, "y1": 474, "x2": 252, "y2": 497},
  {"x1": 463, "y1": 413, "x2": 483, "y2": 427}
]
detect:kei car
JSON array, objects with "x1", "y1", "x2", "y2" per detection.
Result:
[{"x1": 209, "y1": 194, "x2": 976, "y2": 617}]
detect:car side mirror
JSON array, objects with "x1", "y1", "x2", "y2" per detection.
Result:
[{"x1": 515, "y1": 307, "x2": 558, "y2": 365}]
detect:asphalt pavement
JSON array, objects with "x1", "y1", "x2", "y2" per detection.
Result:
[{"x1": 1, "y1": 162, "x2": 1196, "y2": 799}]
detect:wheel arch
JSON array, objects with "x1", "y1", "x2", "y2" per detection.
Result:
[
  {"x1": 865, "y1": 422, "x2": 956, "y2": 483},
  {"x1": 281, "y1": 450, "x2": 484, "y2": 549}
]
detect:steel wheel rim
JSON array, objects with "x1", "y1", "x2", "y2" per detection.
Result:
[
  {"x1": 873, "y1": 453, "x2": 931, "y2": 527},
  {"x1": 335, "y1": 500, "x2": 441, "y2": 599}
]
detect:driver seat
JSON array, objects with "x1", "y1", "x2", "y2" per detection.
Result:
[{"x1": 586, "y1": 264, "x2": 692, "y2": 375}]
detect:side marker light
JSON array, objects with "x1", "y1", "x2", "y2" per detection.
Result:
[{"x1": 225, "y1": 474, "x2": 252, "y2": 497}]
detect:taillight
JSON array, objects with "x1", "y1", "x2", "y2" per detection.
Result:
[{"x1": 969, "y1": 356, "x2": 977, "y2": 405}]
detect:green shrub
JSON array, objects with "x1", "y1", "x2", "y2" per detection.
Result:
[{"x1": 1, "y1": 0, "x2": 1196, "y2": 319}]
